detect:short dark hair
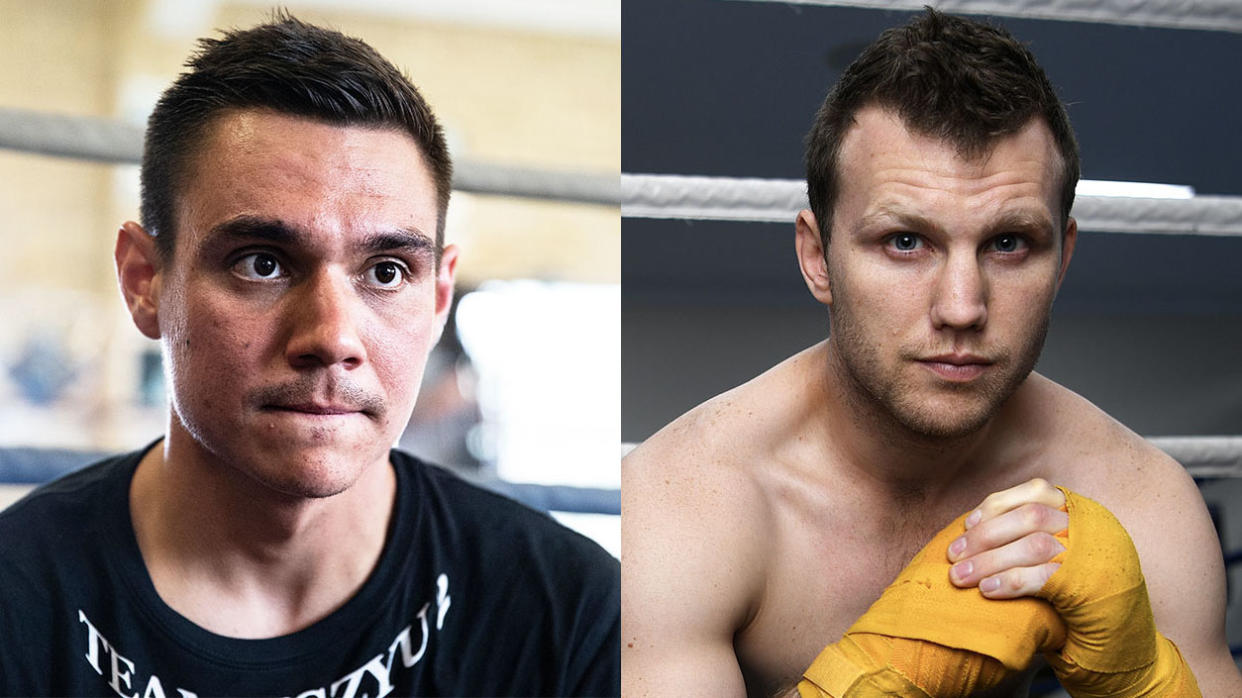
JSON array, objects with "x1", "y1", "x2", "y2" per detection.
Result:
[
  {"x1": 140, "y1": 12, "x2": 452, "y2": 260},
  {"x1": 805, "y1": 9, "x2": 1079, "y2": 248}
]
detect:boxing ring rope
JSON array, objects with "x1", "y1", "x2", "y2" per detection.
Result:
[
  {"x1": 0, "y1": 107, "x2": 620, "y2": 207},
  {"x1": 1148, "y1": 437, "x2": 1242, "y2": 479},
  {"x1": 621, "y1": 173, "x2": 1242, "y2": 237},
  {"x1": 731, "y1": 0, "x2": 1242, "y2": 34}
]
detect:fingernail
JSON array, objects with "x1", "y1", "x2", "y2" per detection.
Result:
[
  {"x1": 980, "y1": 577, "x2": 1000, "y2": 593},
  {"x1": 948, "y1": 537, "x2": 966, "y2": 560},
  {"x1": 951, "y1": 561, "x2": 972, "y2": 580},
  {"x1": 965, "y1": 510, "x2": 981, "y2": 528}
]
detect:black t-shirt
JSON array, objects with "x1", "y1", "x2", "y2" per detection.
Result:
[{"x1": 0, "y1": 444, "x2": 620, "y2": 697}]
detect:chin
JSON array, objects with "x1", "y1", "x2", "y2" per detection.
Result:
[
  {"x1": 170, "y1": 402, "x2": 396, "y2": 500},
  {"x1": 214, "y1": 428, "x2": 392, "y2": 500},
  {"x1": 890, "y1": 377, "x2": 1021, "y2": 440},
  {"x1": 895, "y1": 403, "x2": 994, "y2": 440},
  {"x1": 242, "y1": 448, "x2": 373, "y2": 500}
]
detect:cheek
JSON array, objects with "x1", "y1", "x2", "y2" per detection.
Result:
[
  {"x1": 991, "y1": 267, "x2": 1059, "y2": 315},
  {"x1": 840, "y1": 263, "x2": 925, "y2": 329},
  {"x1": 164, "y1": 290, "x2": 265, "y2": 394},
  {"x1": 368, "y1": 306, "x2": 438, "y2": 401},
  {"x1": 372, "y1": 337, "x2": 423, "y2": 394}
]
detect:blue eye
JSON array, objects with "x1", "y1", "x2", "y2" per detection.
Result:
[
  {"x1": 889, "y1": 233, "x2": 922, "y2": 252},
  {"x1": 991, "y1": 235, "x2": 1026, "y2": 253},
  {"x1": 234, "y1": 253, "x2": 283, "y2": 280}
]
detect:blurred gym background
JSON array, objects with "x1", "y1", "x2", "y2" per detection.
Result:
[{"x1": 0, "y1": 0, "x2": 620, "y2": 554}]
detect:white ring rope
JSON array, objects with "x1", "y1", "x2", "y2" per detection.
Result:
[
  {"x1": 622, "y1": 436, "x2": 1242, "y2": 478},
  {"x1": 1148, "y1": 436, "x2": 1242, "y2": 479},
  {"x1": 623, "y1": 174, "x2": 806, "y2": 222},
  {"x1": 622, "y1": 173, "x2": 1242, "y2": 237},
  {"x1": 731, "y1": 0, "x2": 1242, "y2": 34},
  {"x1": 0, "y1": 107, "x2": 620, "y2": 207}
]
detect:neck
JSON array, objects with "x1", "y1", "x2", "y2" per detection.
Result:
[
  {"x1": 813, "y1": 339, "x2": 1000, "y2": 503},
  {"x1": 129, "y1": 420, "x2": 396, "y2": 637}
]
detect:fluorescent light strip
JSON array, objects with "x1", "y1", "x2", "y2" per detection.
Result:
[{"x1": 1077, "y1": 180, "x2": 1194, "y2": 199}]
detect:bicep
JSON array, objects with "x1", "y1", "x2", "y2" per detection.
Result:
[
  {"x1": 621, "y1": 624, "x2": 748, "y2": 697},
  {"x1": 1128, "y1": 461, "x2": 1242, "y2": 692},
  {"x1": 621, "y1": 522, "x2": 750, "y2": 697},
  {"x1": 621, "y1": 450, "x2": 764, "y2": 697}
]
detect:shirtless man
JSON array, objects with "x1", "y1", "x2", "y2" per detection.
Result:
[{"x1": 622, "y1": 10, "x2": 1238, "y2": 697}]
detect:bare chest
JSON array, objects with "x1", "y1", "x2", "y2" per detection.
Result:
[
  {"x1": 731, "y1": 511, "x2": 929, "y2": 694},
  {"x1": 732, "y1": 501, "x2": 1035, "y2": 697}
]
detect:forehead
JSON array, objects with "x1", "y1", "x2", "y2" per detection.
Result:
[
  {"x1": 176, "y1": 109, "x2": 439, "y2": 251},
  {"x1": 834, "y1": 106, "x2": 1062, "y2": 230}
]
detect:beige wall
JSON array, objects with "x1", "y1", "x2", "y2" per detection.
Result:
[{"x1": 0, "y1": 1, "x2": 119, "y2": 295}]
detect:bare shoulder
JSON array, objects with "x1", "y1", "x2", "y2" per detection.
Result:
[
  {"x1": 1027, "y1": 374, "x2": 1238, "y2": 691},
  {"x1": 623, "y1": 363, "x2": 785, "y2": 606},
  {"x1": 623, "y1": 387, "x2": 774, "y2": 585},
  {"x1": 625, "y1": 343, "x2": 820, "y2": 523},
  {"x1": 1024, "y1": 373, "x2": 1194, "y2": 504},
  {"x1": 622, "y1": 352, "x2": 814, "y2": 694},
  {"x1": 1031, "y1": 372, "x2": 1207, "y2": 599}
]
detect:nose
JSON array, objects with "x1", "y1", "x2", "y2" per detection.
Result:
[
  {"x1": 284, "y1": 270, "x2": 367, "y2": 370},
  {"x1": 930, "y1": 250, "x2": 988, "y2": 332}
]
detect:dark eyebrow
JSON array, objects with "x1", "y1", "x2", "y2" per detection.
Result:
[
  {"x1": 202, "y1": 215, "x2": 435, "y2": 256},
  {"x1": 858, "y1": 205, "x2": 945, "y2": 237},
  {"x1": 359, "y1": 229, "x2": 436, "y2": 257},
  {"x1": 990, "y1": 210, "x2": 1055, "y2": 238},
  {"x1": 858, "y1": 204, "x2": 1055, "y2": 239},
  {"x1": 205, "y1": 215, "x2": 300, "y2": 246}
]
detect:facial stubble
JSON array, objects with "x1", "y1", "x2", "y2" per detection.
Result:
[{"x1": 827, "y1": 288, "x2": 1051, "y2": 441}]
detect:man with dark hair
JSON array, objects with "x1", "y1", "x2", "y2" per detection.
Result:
[
  {"x1": 623, "y1": 10, "x2": 1237, "y2": 696},
  {"x1": 139, "y1": 14, "x2": 454, "y2": 261},
  {"x1": 0, "y1": 15, "x2": 619, "y2": 697}
]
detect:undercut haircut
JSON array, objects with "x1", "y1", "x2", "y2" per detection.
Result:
[
  {"x1": 805, "y1": 8, "x2": 1079, "y2": 249},
  {"x1": 140, "y1": 11, "x2": 452, "y2": 261}
]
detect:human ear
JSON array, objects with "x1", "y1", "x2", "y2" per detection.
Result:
[
  {"x1": 796, "y1": 209, "x2": 833, "y2": 306},
  {"x1": 1055, "y1": 216, "x2": 1078, "y2": 291},
  {"x1": 431, "y1": 243, "x2": 459, "y2": 346},
  {"x1": 114, "y1": 221, "x2": 162, "y2": 340}
]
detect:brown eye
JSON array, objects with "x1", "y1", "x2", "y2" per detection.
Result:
[
  {"x1": 233, "y1": 253, "x2": 283, "y2": 280},
  {"x1": 366, "y1": 261, "x2": 407, "y2": 288}
]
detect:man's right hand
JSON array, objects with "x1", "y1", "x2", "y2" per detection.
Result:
[
  {"x1": 797, "y1": 506, "x2": 1066, "y2": 697},
  {"x1": 945, "y1": 478, "x2": 1068, "y2": 598},
  {"x1": 945, "y1": 480, "x2": 1202, "y2": 696},
  {"x1": 799, "y1": 481, "x2": 1205, "y2": 697}
]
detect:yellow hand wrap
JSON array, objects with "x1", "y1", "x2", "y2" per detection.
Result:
[
  {"x1": 1037, "y1": 488, "x2": 1201, "y2": 697},
  {"x1": 798, "y1": 510, "x2": 1066, "y2": 697}
]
